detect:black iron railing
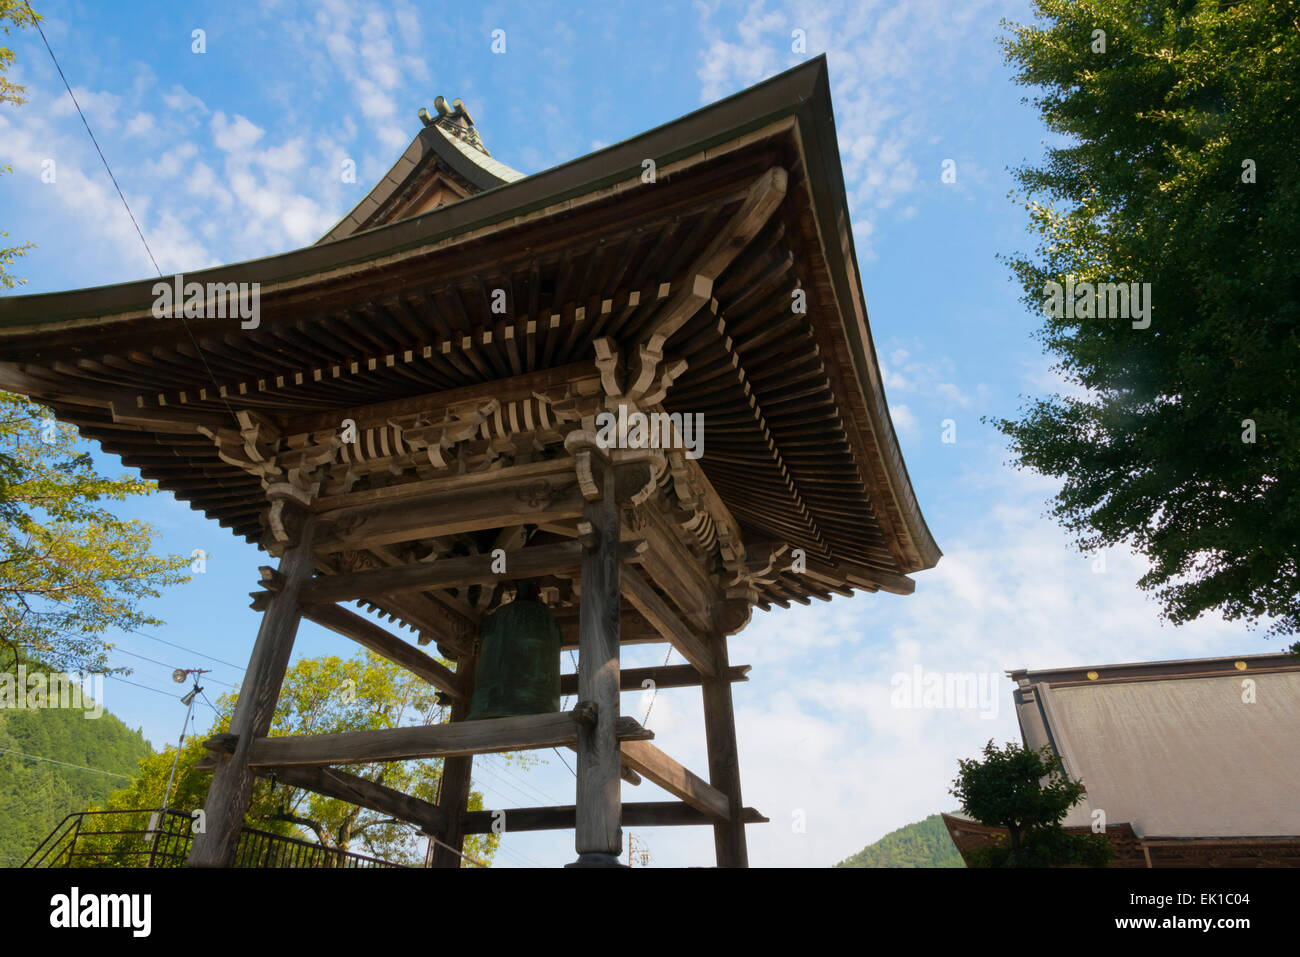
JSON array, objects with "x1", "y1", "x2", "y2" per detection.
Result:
[{"x1": 22, "y1": 808, "x2": 405, "y2": 868}]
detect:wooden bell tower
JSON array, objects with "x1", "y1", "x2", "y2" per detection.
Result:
[{"x1": 0, "y1": 57, "x2": 940, "y2": 868}]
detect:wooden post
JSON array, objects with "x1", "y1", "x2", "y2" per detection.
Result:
[
  {"x1": 569, "y1": 465, "x2": 623, "y2": 866},
  {"x1": 188, "y1": 515, "x2": 316, "y2": 867},
  {"x1": 701, "y1": 629, "x2": 748, "y2": 867},
  {"x1": 430, "y1": 654, "x2": 477, "y2": 867}
]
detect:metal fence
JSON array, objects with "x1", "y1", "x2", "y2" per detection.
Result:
[{"x1": 23, "y1": 808, "x2": 405, "y2": 868}]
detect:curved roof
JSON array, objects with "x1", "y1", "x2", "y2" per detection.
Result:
[
  {"x1": 317, "y1": 109, "x2": 524, "y2": 244},
  {"x1": 0, "y1": 56, "x2": 939, "y2": 608}
]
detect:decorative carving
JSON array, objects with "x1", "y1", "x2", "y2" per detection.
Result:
[
  {"x1": 334, "y1": 549, "x2": 384, "y2": 574},
  {"x1": 516, "y1": 478, "x2": 579, "y2": 508}
]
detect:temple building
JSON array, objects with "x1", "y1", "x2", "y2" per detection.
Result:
[
  {"x1": 0, "y1": 56, "x2": 939, "y2": 867},
  {"x1": 944, "y1": 652, "x2": 1300, "y2": 867}
]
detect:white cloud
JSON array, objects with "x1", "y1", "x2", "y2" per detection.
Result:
[
  {"x1": 888, "y1": 402, "x2": 917, "y2": 436},
  {"x1": 124, "y1": 112, "x2": 155, "y2": 137},
  {"x1": 694, "y1": 0, "x2": 1018, "y2": 258},
  {"x1": 162, "y1": 84, "x2": 209, "y2": 117},
  {"x1": 210, "y1": 111, "x2": 266, "y2": 153}
]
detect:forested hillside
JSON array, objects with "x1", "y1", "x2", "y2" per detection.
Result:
[
  {"x1": 835, "y1": 813, "x2": 965, "y2": 868},
  {"x1": 0, "y1": 665, "x2": 153, "y2": 865}
]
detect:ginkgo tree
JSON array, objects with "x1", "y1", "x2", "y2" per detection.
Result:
[
  {"x1": 996, "y1": 0, "x2": 1300, "y2": 645},
  {"x1": 0, "y1": 393, "x2": 192, "y2": 674},
  {"x1": 0, "y1": 3, "x2": 188, "y2": 673},
  {"x1": 1, "y1": 0, "x2": 38, "y2": 291}
]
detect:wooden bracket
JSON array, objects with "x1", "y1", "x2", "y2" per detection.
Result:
[{"x1": 571, "y1": 701, "x2": 598, "y2": 728}]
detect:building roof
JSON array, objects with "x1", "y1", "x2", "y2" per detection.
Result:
[
  {"x1": 318, "y1": 97, "x2": 524, "y2": 244},
  {"x1": 0, "y1": 56, "x2": 939, "y2": 616},
  {"x1": 1010, "y1": 652, "x2": 1300, "y2": 840}
]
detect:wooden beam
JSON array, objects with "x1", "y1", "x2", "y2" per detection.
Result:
[
  {"x1": 641, "y1": 167, "x2": 789, "y2": 354},
  {"x1": 246, "y1": 711, "x2": 653, "y2": 769},
  {"x1": 618, "y1": 740, "x2": 730, "y2": 820},
  {"x1": 620, "y1": 566, "x2": 716, "y2": 676},
  {"x1": 314, "y1": 457, "x2": 576, "y2": 515},
  {"x1": 298, "y1": 541, "x2": 621, "y2": 604},
  {"x1": 702, "y1": 629, "x2": 748, "y2": 866},
  {"x1": 626, "y1": 507, "x2": 720, "y2": 634},
  {"x1": 312, "y1": 472, "x2": 587, "y2": 553},
  {"x1": 282, "y1": 361, "x2": 600, "y2": 435},
  {"x1": 188, "y1": 516, "x2": 317, "y2": 867},
  {"x1": 300, "y1": 601, "x2": 465, "y2": 699},
  {"x1": 572, "y1": 466, "x2": 623, "y2": 864},
  {"x1": 558, "y1": 611, "x2": 667, "y2": 649},
  {"x1": 431, "y1": 653, "x2": 476, "y2": 868},
  {"x1": 256, "y1": 764, "x2": 449, "y2": 833},
  {"x1": 559, "y1": 663, "x2": 749, "y2": 696},
  {"x1": 461, "y1": 802, "x2": 769, "y2": 834}
]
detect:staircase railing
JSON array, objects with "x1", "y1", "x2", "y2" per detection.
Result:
[{"x1": 22, "y1": 808, "x2": 405, "y2": 868}]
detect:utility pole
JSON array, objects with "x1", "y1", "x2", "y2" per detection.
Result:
[
  {"x1": 627, "y1": 832, "x2": 651, "y2": 867},
  {"x1": 148, "y1": 668, "x2": 208, "y2": 865}
]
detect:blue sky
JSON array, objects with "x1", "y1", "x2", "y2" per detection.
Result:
[{"x1": 0, "y1": 0, "x2": 1267, "y2": 867}]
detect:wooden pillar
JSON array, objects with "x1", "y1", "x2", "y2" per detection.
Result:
[
  {"x1": 569, "y1": 466, "x2": 623, "y2": 866},
  {"x1": 430, "y1": 654, "x2": 477, "y2": 867},
  {"x1": 702, "y1": 629, "x2": 748, "y2": 867},
  {"x1": 189, "y1": 515, "x2": 316, "y2": 867}
]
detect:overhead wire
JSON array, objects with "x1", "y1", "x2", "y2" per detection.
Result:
[{"x1": 27, "y1": 2, "x2": 243, "y2": 431}]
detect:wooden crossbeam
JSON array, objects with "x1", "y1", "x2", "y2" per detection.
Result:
[
  {"x1": 460, "y1": 802, "x2": 768, "y2": 835},
  {"x1": 282, "y1": 361, "x2": 600, "y2": 435},
  {"x1": 627, "y1": 508, "x2": 720, "y2": 633},
  {"x1": 558, "y1": 611, "x2": 667, "y2": 648},
  {"x1": 312, "y1": 467, "x2": 587, "y2": 552},
  {"x1": 255, "y1": 764, "x2": 450, "y2": 833},
  {"x1": 559, "y1": 664, "x2": 749, "y2": 696},
  {"x1": 246, "y1": 711, "x2": 653, "y2": 769},
  {"x1": 618, "y1": 740, "x2": 731, "y2": 820},
  {"x1": 620, "y1": 566, "x2": 716, "y2": 676},
  {"x1": 300, "y1": 601, "x2": 465, "y2": 699},
  {"x1": 297, "y1": 541, "x2": 627, "y2": 604},
  {"x1": 640, "y1": 166, "x2": 789, "y2": 355}
]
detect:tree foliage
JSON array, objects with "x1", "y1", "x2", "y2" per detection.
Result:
[
  {"x1": 834, "y1": 813, "x2": 965, "y2": 868},
  {"x1": 96, "y1": 650, "x2": 511, "y2": 867},
  {"x1": 950, "y1": 739, "x2": 1113, "y2": 867},
  {"x1": 0, "y1": 0, "x2": 37, "y2": 289},
  {"x1": 0, "y1": 657, "x2": 153, "y2": 865},
  {"x1": 995, "y1": 0, "x2": 1300, "y2": 642},
  {"x1": 0, "y1": 393, "x2": 192, "y2": 674}
]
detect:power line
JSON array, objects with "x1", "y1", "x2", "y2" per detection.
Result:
[
  {"x1": 109, "y1": 645, "x2": 236, "y2": 689},
  {"x1": 126, "y1": 630, "x2": 245, "y2": 673},
  {"x1": 551, "y1": 747, "x2": 576, "y2": 777},
  {"x1": 28, "y1": 3, "x2": 243, "y2": 431},
  {"x1": 28, "y1": 6, "x2": 160, "y2": 275},
  {"x1": 106, "y1": 642, "x2": 233, "y2": 686},
  {"x1": 103, "y1": 673, "x2": 188, "y2": 700},
  {"x1": 0, "y1": 746, "x2": 135, "y2": 781},
  {"x1": 480, "y1": 753, "x2": 561, "y2": 806}
]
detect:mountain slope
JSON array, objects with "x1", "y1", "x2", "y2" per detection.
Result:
[
  {"x1": 835, "y1": 813, "x2": 965, "y2": 868},
  {"x1": 0, "y1": 667, "x2": 153, "y2": 865}
]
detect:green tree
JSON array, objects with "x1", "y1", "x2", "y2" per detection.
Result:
[
  {"x1": 95, "y1": 650, "x2": 510, "y2": 867},
  {"x1": 995, "y1": 0, "x2": 1300, "y2": 644},
  {"x1": 0, "y1": 393, "x2": 192, "y2": 674},
  {"x1": 0, "y1": 4, "x2": 186, "y2": 673},
  {"x1": 1, "y1": 0, "x2": 38, "y2": 289},
  {"x1": 950, "y1": 740, "x2": 1113, "y2": 867}
]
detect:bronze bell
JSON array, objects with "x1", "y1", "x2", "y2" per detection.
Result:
[{"x1": 466, "y1": 580, "x2": 562, "y2": 720}]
